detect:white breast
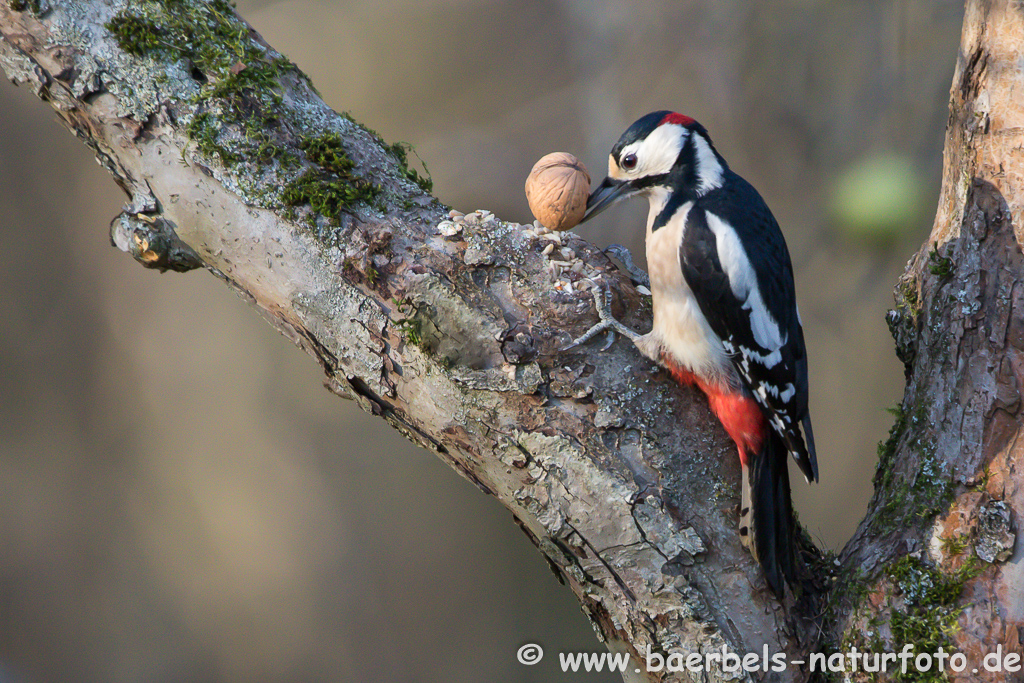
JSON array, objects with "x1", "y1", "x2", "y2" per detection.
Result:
[{"x1": 635, "y1": 195, "x2": 735, "y2": 386}]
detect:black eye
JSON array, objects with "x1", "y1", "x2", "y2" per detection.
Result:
[{"x1": 621, "y1": 153, "x2": 638, "y2": 170}]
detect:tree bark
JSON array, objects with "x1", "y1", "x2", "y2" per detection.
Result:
[{"x1": 0, "y1": 0, "x2": 1019, "y2": 682}]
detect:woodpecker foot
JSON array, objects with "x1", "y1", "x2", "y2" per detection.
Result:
[
  {"x1": 563, "y1": 279, "x2": 641, "y2": 351},
  {"x1": 604, "y1": 244, "x2": 650, "y2": 289}
]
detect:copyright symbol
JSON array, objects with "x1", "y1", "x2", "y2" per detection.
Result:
[{"x1": 517, "y1": 643, "x2": 544, "y2": 665}]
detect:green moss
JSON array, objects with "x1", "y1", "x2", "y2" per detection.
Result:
[
  {"x1": 388, "y1": 141, "x2": 433, "y2": 193},
  {"x1": 106, "y1": 0, "x2": 428, "y2": 225},
  {"x1": 106, "y1": 0, "x2": 303, "y2": 171},
  {"x1": 877, "y1": 404, "x2": 908, "y2": 466},
  {"x1": 392, "y1": 299, "x2": 424, "y2": 347},
  {"x1": 282, "y1": 171, "x2": 380, "y2": 225},
  {"x1": 395, "y1": 316, "x2": 423, "y2": 347},
  {"x1": 872, "y1": 402, "x2": 909, "y2": 530},
  {"x1": 881, "y1": 555, "x2": 985, "y2": 682},
  {"x1": 871, "y1": 401, "x2": 953, "y2": 534},
  {"x1": 391, "y1": 299, "x2": 447, "y2": 360},
  {"x1": 280, "y1": 133, "x2": 382, "y2": 225},
  {"x1": 928, "y1": 243, "x2": 954, "y2": 278},
  {"x1": 241, "y1": 113, "x2": 298, "y2": 166},
  {"x1": 106, "y1": 15, "x2": 165, "y2": 54},
  {"x1": 208, "y1": 57, "x2": 289, "y2": 108},
  {"x1": 970, "y1": 466, "x2": 991, "y2": 492},
  {"x1": 897, "y1": 277, "x2": 919, "y2": 312},
  {"x1": 106, "y1": 0, "x2": 259, "y2": 77},
  {"x1": 8, "y1": 0, "x2": 42, "y2": 14},
  {"x1": 887, "y1": 556, "x2": 966, "y2": 607},
  {"x1": 874, "y1": 477, "x2": 954, "y2": 534},
  {"x1": 394, "y1": 313, "x2": 450, "y2": 368},
  {"x1": 340, "y1": 112, "x2": 434, "y2": 195},
  {"x1": 186, "y1": 112, "x2": 239, "y2": 163},
  {"x1": 300, "y1": 132, "x2": 356, "y2": 174},
  {"x1": 833, "y1": 554, "x2": 985, "y2": 683},
  {"x1": 889, "y1": 607, "x2": 961, "y2": 682},
  {"x1": 939, "y1": 533, "x2": 970, "y2": 557}
]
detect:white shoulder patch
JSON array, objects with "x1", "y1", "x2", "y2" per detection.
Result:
[
  {"x1": 704, "y1": 211, "x2": 785, "y2": 352},
  {"x1": 691, "y1": 134, "x2": 723, "y2": 194}
]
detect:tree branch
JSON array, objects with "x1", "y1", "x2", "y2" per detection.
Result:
[{"x1": 0, "y1": 1, "x2": 816, "y2": 680}]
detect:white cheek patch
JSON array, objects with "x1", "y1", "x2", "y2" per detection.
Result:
[
  {"x1": 705, "y1": 211, "x2": 786, "y2": 352},
  {"x1": 612, "y1": 124, "x2": 688, "y2": 180}
]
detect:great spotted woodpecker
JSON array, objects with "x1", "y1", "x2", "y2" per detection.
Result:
[{"x1": 572, "y1": 111, "x2": 818, "y2": 594}]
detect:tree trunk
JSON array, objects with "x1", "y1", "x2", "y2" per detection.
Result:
[
  {"x1": 0, "y1": 0, "x2": 1019, "y2": 681},
  {"x1": 834, "y1": 1, "x2": 1024, "y2": 680}
]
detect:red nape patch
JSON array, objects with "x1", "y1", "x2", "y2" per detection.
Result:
[{"x1": 660, "y1": 112, "x2": 696, "y2": 127}]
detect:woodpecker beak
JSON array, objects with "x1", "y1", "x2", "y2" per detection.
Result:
[{"x1": 581, "y1": 177, "x2": 633, "y2": 223}]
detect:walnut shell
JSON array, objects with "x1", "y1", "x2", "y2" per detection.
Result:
[{"x1": 525, "y1": 152, "x2": 591, "y2": 232}]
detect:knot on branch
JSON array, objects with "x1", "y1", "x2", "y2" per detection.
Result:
[{"x1": 109, "y1": 211, "x2": 203, "y2": 272}]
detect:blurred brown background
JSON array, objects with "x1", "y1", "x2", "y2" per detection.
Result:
[{"x1": 0, "y1": 1, "x2": 963, "y2": 681}]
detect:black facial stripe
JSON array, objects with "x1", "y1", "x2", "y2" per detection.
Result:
[
  {"x1": 631, "y1": 172, "x2": 669, "y2": 191},
  {"x1": 647, "y1": 135, "x2": 706, "y2": 232}
]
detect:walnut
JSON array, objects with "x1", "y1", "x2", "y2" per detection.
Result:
[{"x1": 524, "y1": 152, "x2": 591, "y2": 232}]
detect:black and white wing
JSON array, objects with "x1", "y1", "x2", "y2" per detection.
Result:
[{"x1": 679, "y1": 171, "x2": 818, "y2": 483}]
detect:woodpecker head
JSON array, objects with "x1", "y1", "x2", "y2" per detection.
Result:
[{"x1": 582, "y1": 111, "x2": 726, "y2": 223}]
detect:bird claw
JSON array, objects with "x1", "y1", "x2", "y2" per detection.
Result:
[
  {"x1": 604, "y1": 244, "x2": 650, "y2": 289},
  {"x1": 562, "y1": 279, "x2": 640, "y2": 351}
]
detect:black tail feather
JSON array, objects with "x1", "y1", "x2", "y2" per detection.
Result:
[
  {"x1": 749, "y1": 430, "x2": 797, "y2": 596},
  {"x1": 801, "y1": 413, "x2": 819, "y2": 483}
]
